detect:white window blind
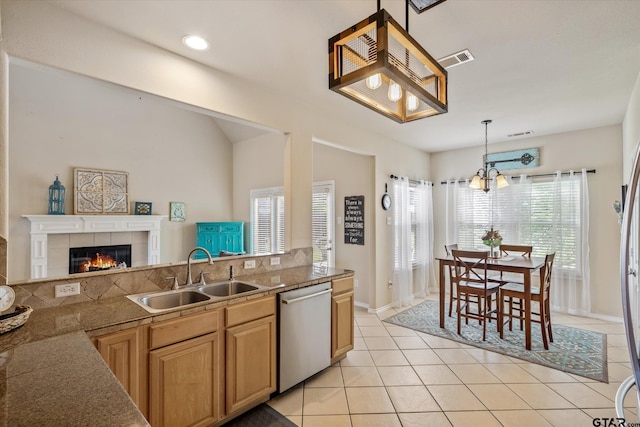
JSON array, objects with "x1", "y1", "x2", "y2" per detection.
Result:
[
  {"x1": 456, "y1": 177, "x2": 582, "y2": 271},
  {"x1": 312, "y1": 182, "x2": 334, "y2": 266},
  {"x1": 250, "y1": 187, "x2": 285, "y2": 254},
  {"x1": 409, "y1": 185, "x2": 418, "y2": 264}
]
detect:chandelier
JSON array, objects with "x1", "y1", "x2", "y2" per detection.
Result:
[
  {"x1": 328, "y1": 2, "x2": 448, "y2": 123},
  {"x1": 469, "y1": 120, "x2": 509, "y2": 192}
]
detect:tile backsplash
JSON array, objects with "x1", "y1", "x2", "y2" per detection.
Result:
[{"x1": 10, "y1": 247, "x2": 312, "y2": 311}]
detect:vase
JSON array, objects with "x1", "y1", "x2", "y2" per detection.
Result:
[{"x1": 488, "y1": 246, "x2": 499, "y2": 259}]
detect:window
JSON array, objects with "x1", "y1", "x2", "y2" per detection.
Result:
[
  {"x1": 408, "y1": 185, "x2": 419, "y2": 264},
  {"x1": 393, "y1": 181, "x2": 424, "y2": 269},
  {"x1": 250, "y1": 187, "x2": 285, "y2": 254},
  {"x1": 456, "y1": 177, "x2": 583, "y2": 272},
  {"x1": 312, "y1": 181, "x2": 335, "y2": 267}
]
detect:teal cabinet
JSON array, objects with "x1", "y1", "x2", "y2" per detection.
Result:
[{"x1": 195, "y1": 222, "x2": 245, "y2": 259}]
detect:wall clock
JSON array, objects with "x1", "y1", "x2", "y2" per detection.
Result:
[
  {"x1": 0, "y1": 286, "x2": 15, "y2": 312},
  {"x1": 381, "y1": 184, "x2": 391, "y2": 210}
]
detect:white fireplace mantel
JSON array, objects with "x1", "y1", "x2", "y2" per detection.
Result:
[{"x1": 22, "y1": 215, "x2": 167, "y2": 279}]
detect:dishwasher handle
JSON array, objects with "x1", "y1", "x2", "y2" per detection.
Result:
[{"x1": 281, "y1": 288, "x2": 333, "y2": 305}]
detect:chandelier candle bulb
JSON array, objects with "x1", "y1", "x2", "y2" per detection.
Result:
[{"x1": 469, "y1": 120, "x2": 509, "y2": 193}]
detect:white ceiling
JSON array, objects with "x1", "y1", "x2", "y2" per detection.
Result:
[{"x1": 47, "y1": 0, "x2": 640, "y2": 153}]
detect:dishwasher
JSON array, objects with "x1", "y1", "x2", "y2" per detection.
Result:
[{"x1": 278, "y1": 282, "x2": 332, "y2": 393}]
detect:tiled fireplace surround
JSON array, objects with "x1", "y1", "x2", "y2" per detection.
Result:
[{"x1": 49, "y1": 231, "x2": 147, "y2": 278}]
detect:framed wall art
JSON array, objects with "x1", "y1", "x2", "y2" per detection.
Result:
[
  {"x1": 170, "y1": 202, "x2": 186, "y2": 222},
  {"x1": 134, "y1": 201, "x2": 152, "y2": 215},
  {"x1": 74, "y1": 168, "x2": 129, "y2": 214}
]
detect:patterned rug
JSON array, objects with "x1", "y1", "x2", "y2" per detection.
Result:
[{"x1": 383, "y1": 300, "x2": 608, "y2": 383}]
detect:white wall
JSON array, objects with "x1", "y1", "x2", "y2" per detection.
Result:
[
  {"x1": 233, "y1": 132, "x2": 286, "y2": 247},
  {"x1": 431, "y1": 125, "x2": 623, "y2": 317},
  {"x1": 9, "y1": 62, "x2": 234, "y2": 280},
  {"x1": 0, "y1": 0, "x2": 435, "y2": 311},
  {"x1": 313, "y1": 142, "x2": 374, "y2": 306}
]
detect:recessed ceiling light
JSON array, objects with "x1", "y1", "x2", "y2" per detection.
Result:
[{"x1": 182, "y1": 35, "x2": 209, "y2": 51}]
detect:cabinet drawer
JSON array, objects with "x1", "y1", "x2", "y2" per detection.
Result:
[
  {"x1": 149, "y1": 310, "x2": 220, "y2": 350},
  {"x1": 197, "y1": 222, "x2": 243, "y2": 234},
  {"x1": 226, "y1": 296, "x2": 275, "y2": 328},
  {"x1": 332, "y1": 276, "x2": 354, "y2": 295}
]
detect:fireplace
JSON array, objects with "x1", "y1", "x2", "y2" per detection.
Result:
[{"x1": 69, "y1": 244, "x2": 132, "y2": 274}]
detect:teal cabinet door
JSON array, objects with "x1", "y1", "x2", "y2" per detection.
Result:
[{"x1": 195, "y1": 222, "x2": 244, "y2": 259}]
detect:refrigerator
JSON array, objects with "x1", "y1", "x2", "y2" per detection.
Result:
[{"x1": 617, "y1": 142, "x2": 640, "y2": 418}]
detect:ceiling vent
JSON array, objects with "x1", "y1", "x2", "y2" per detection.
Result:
[
  {"x1": 507, "y1": 130, "x2": 535, "y2": 138},
  {"x1": 438, "y1": 49, "x2": 474, "y2": 69}
]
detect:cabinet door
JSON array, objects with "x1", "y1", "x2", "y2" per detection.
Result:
[
  {"x1": 331, "y1": 291, "x2": 354, "y2": 362},
  {"x1": 149, "y1": 333, "x2": 221, "y2": 427},
  {"x1": 226, "y1": 315, "x2": 276, "y2": 415},
  {"x1": 96, "y1": 327, "x2": 142, "y2": 408}
]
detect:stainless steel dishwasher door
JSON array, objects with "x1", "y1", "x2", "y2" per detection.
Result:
[{"x1": 278, "y1": 282, "x2": 332, "y2": 393}]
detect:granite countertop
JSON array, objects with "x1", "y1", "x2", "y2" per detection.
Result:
[{"x1": 0, "y1": 265, "x2": 353, "y2": 426}]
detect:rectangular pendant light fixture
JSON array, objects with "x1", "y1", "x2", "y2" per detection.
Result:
[{"x1": 328, "y1": 9, "x2": 448, "y2": 123}]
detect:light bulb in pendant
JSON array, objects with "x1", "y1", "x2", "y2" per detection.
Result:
[
  {"x1": 365, "y1": 73, "x2": 382, "y2": 90},
  {"x1": 406, "y1": 92, "x2": 419, "y2": 112},
  {"x1": 388, "y1": 79, "x2": 402, "y2": 102}
]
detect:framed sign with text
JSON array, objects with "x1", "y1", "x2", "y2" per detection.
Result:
[{"x1": 344, "y1": 196, "x2": 364, "y2": 245}]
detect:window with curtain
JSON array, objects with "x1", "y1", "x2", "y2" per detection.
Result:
[
  {"x1": 456, "y1": 175, "x2": 583, "y2": 273},
  {"x1": 394, "y1": 182, "x2": 428, "y2": 267},
  {"x1": 446, "y1": 170, "x2": 591, "y2": 315},
  {"x1": 392, "y1": 178, "x2": 435, "y2": 306},
  {"x1": 250, "y1": 186, "x2": 285, "y2": 254}
]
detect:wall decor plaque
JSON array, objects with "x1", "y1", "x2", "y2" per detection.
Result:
[
  {"x1": 344, "y1": 195, "x2": 364, "y2": 245},
  {"x1": 74, "y1": 168, "x2": 129, "y2": 214},
  {"x1": 170, "y1": 202, "x2": 186, "y2": 222},
  {"x1": 485, "y1": 148, "x2": 539, "y2": 171}
]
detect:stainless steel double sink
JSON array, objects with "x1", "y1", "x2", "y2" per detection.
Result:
[{"x1": 126, "y1": 280, "x2": 265, "y2": 313}]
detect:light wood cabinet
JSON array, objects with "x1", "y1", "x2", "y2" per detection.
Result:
[
  {"x1": 225, "y1": 296, "x2": 276, "y2": 415},
  {"x1": 149, "y1": 332, "x2": 221, "y2": 427},
  {"x1": 96, "y1": 327, "x2": 143, "y2": 408},
  {"x1": 331, "y1": 276, "x2": 355, "y2": 364},
  {"x1": 147, "y1": 309, "x2": 223, "y2": 427}
]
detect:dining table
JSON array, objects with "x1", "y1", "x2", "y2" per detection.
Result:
[{"x1": 436, "y1": 254, "x2": 546, "y2": 350}]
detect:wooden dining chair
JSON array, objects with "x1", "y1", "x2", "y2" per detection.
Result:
[
  {"x1": 444, "y1": 244, "x2": 458, "y2": 317},
  {"x1": 499, "y1": 253, "x2": 555, "y2": 349},
  {"x1": 451, "y1": 249, "x2": 501, "y2": 341},
  {"x1": 488, "y1": 244, "x2": 533, "y2": 283}
]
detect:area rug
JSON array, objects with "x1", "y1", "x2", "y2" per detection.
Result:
[
  {"x1": 383, "y1": 300, "x2": 608, "y2": 383},
  {"x1": 225, "y1": 403, "x2": 296, "y2": 427}
]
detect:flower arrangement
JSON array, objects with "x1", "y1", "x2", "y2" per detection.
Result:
[
  {"x1": 481, "y1": 227, "x2": 502, "y2": 247},
  {"x1": 481, "y1": 227, "x2": 502, "y2": 257}
]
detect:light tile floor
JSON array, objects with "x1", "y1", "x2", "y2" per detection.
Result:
[{"x1": 267, "y1": 294, "x2": 639, "y2": 426}]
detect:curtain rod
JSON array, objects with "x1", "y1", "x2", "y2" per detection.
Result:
[
  {"x1": 439, "y1": 169, "x2": 596, "y2": 185},
  {"x1": 390, "y1": 174, "x2": 434, "y2": 186}
]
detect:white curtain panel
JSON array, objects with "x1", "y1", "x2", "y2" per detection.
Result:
[
  {"x1": 414, "y1": 181, "x2": 436, "y2": 296},
  {"x1": 549, "y1": 169, "x2": 592, "y2": 315},
  {"x1": 392, "y1": 177, "x2": 412, "y2": 307},
  {"x1": 444, "y1": 179, "x2": 460, "y2": 248}
]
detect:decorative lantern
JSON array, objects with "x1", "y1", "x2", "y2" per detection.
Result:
[{"x1": 48, "y1": 175, "x2": 66, "y2": 215}]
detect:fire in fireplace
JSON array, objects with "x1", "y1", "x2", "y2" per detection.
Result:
[{"x1": 69, "y1": 244, "x2": 132, "y2": 274}]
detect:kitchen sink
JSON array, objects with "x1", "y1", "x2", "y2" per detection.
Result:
[
  {"x1": 126, "y1": 280, "x2": 264, "y2": 313},
  {"x1": 198, "y1": 280, "x2": 261, "y2": 297},
  {"x1": 131, "y1": 290, "x2": 211, "y2": 313}
]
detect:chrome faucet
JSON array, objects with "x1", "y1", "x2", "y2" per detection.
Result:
[{"x1": 186, "y1": 247, "x2": 213, "y2": 286}]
